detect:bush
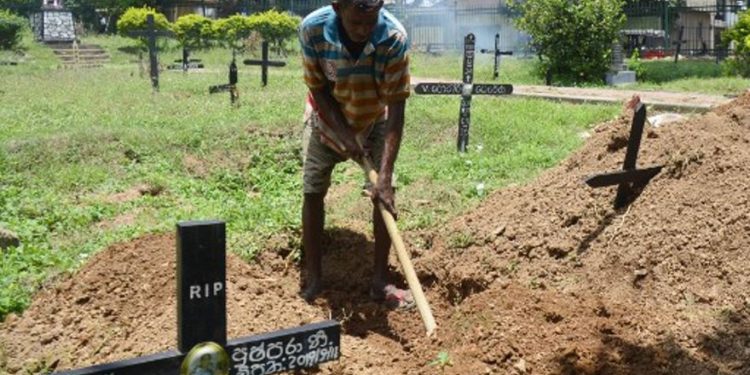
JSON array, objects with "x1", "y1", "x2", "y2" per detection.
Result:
[
  {"x1": 211, "y1": 15, "x2": 255, "y2": 51},
  {"x1": 116, "y1": 6, "x2": 170, "y2": 48},
  {"x1": 0, "y1": 9, "x2": 27, "y2": 50},
  {"x1": 248, "y1": 9, "x2": 301, "y2": 52},
  {"x1": 721, "y1": 10, "x2": 750, "y2": 77},
  {"x1": 172, "y1": 14, "x2": 213, "y2": 50},
  {"x1": 512, "y1": 0, "x2": 625, "y2": 84}
]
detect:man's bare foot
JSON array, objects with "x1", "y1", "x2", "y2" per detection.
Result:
[{"x1": 370, "y1": 283, "x2": 415, "y2": 310}]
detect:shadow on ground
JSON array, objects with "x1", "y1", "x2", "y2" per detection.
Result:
[{"x1": 556, "y1": 306, "x2": 750, "y2": 375}]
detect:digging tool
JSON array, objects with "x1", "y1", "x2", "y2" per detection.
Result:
[{"x1": 359, "y1": 154, "x2": 437, "y2": 336}]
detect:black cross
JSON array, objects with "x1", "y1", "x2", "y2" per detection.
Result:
[
  {"x1": 415, "y1": 34, "x2": 514, "y2": 153},
  {"x1": 55, "y1": 221, "x2": 341, "y2": 375},
  {"x1": 673, "y1": 26, "x2": 687, "y2": 63},
  {"x1": 584, "y1": 103, "x2": 663, "y2": 209},
  {"x1": 168, "y1": 48, "x2": 204, "y2": 71},
  {"x1": 128, "y1": 14, "x2": 173, "y2": 92},
  {"x1": 480, "y1": 33, "x2": 513, "y2": 80},
  {"x1": 243, "y1": 41, "x2": 286, "y2": 87},
  {"x1": 210, "y1": 51, "x2": 240, "y2": 106}
]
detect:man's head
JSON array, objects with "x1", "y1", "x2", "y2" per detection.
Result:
[{"x1": 332, "y1": 0, "x2": 383, "y2": 43}]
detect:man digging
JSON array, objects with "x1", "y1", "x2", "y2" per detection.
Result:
[{"x1": 298, "y1": 0, "x2": 414, "y2": 309}]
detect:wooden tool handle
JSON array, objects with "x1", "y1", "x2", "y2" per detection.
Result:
[{"x1": 362, "y1": 158, "x2": 437, "y2": 336}]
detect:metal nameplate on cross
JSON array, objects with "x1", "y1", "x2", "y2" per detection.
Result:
[
  {"x1": 584, "y1": 103, "x2": 663, "y2": 208},
  {"x1": 479, "y1": 32, "x2": 513, "y2": 80},
  {"x1": 128, "y1": 14, "x2": 173, "y2": 92},
  {"x1": 415, "y1": 33, "x2": 514, "y2": 152},
  {"x1": 210, "y1": 52, "x2": 239, "y2": 106},
  {"x1": 55, "y1": 221, "x2": 341, "y2": 375},
  {"x1": 243, "y1": 41, "x2": 286, "y2": 87}
]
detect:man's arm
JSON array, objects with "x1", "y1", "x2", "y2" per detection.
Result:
[
  {"x1": 309, "y1": 87, "x2": 365, "y2": 162},
  {"x1": 372, "y1": 99, "x2": 405, "y2": 217}
]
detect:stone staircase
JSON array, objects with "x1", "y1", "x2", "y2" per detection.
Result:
[{"x1": 47, "y1": 41, "x2": 110, "y2": 68}]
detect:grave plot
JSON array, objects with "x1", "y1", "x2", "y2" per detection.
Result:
[{"x1": 1, "y1": 94, "x2": 749, "y2": 374}]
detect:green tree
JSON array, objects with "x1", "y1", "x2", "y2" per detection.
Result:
[
  {"x1": 248, "y1": 9, "x2": 301, "y2": 54},
  {"x1": 512, "y1": 0, "x2": 626, "y2": 84},
  {"x1": 211, "y1": 14, "x2": 255, "y2": 52},
  {"x1": 172, "y1": 14, "x2": 213, "y2": 50},
  {"x1": 116, "y1": 6, "x2": 170, "y2": 49},
  {"x1": 722, "y1": 10, "x2": 750, "y2": 77},
  {"x1": 0, "y1": 9, "x2": 27, "y2": 50}
]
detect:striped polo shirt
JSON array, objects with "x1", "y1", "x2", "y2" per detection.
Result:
[{"x1": 299, "y1": 6, "x2": 410, "y2": 153}]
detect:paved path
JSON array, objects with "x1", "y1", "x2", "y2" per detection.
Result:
[{"x1": 412, "y1": 77, "x2": 736, "y2": 112}]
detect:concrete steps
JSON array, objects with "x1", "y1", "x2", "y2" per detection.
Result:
[{"x1": 47, "y1": 42, "x2": 110, "y2": 68}]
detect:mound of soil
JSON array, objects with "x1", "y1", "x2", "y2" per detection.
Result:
[{"x1": 2, "y1": 92, "x2": 749, "y2": 374}]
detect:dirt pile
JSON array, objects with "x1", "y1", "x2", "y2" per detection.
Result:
[{"x1": 1, "y1": 93, "x2": 749, "y2": 374}]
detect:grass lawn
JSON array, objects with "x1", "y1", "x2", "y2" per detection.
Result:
[{"x1": 2, "y1": 34, "x2": 622, "y2": 319}]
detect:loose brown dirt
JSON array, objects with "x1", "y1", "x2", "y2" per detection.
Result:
[{"x1": 2, "y1": 93, "x2": 750, "y2": 375}]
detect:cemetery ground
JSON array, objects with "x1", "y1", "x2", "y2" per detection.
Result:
[{"x1": 0, "y1": 34, "x2": 749, "y2": 374}]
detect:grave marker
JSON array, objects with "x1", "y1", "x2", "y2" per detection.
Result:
[
  {"x1": 415, "y1": 34, "x2": 514, "y2": 152},
  {"x1": 128, "y1": 14, "x2": 173, "y2": 91},
  {"x1": 243, "y1": 41, "x2": 286, "y2": 87},
  {"x1": 168, "y1": 48, "x2": 204, "y2": 71},
  {"x1": 673, "y1": 26, "x2": 687, "y2": 63},
  {"x1": 210, "y1": 52, "x2": 239, "y2": 106},
  {"x1": 584, "y1": 103, "x2": 663, "y2": 208},
  {"x1": 55, "y1": 220, "x2": 340, "y2": 375},
  {"x1": 479, "y1": 33, "x2": 513, "y2": 80}
]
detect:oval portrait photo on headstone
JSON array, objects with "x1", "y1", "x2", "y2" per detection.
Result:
[{"x1": 181, "y1": 341, "x2": 230, "y2": 375}]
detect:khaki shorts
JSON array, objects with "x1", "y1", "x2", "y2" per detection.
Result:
[{"x1": 302, "y1": 113, "x2": 386, "y2": 195}]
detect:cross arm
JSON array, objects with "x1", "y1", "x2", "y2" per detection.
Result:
[
  {"x1": 243, "y1": 59, "x2": 286, "y2": 67},
  {"x1": 53, "y1": 350, "x2": 183, "y2": 375}
]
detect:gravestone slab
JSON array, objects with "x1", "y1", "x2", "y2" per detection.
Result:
[{"x1": 606, "y1": 42, "x2": 636, "y2": 86}]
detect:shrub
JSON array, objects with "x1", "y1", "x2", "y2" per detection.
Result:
[
  {"x1": 248, "y1": 9, "x2": 301, "y2": 52},
  {"x1": 721, "y1": 10, "x2": 750, "y2": 77},
  {"x1": 511, "y1": 0, "x2": 625, "y2": 84},
  {"x1": 116, "y1": 6, "x2": 170, "y2": 48},
  {"x1": 211, "y1": 15, "x2": 255, "y2": 51},
  {"x1": 172, "y1": 14, "x2": 213, "y2": 50},
  {"x1": 0, "y1": 9, "x2": 27, "y2": 50}
]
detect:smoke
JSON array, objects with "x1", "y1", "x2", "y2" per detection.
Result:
[{"x1": 391, "y1": 2, "x2": 531, "y2": 55}]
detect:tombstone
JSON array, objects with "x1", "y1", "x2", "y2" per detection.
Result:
[
  {"x1": 54, "y1": 220, "x2": 341, "y2": 375},
  {"x1": 128, "y1": 14, "x2": 173, "y2": 92},
  {"x1": 479, "y1": 33, "x2": 513, "y2": 80},
  {"x1": 415, "y1": 34, "x2": 514, "y2": 153},
  {"x1": 210, "y1": 52, "x2": 239, "y2": 106},
  {"x1": 168, "y1": 48, "x2": 204, "y2": 71},
  {"x1": 673, "y1": 26, "x2": 687, "y2": 63},
  {"x1": 584, "y1": 103, "x2": 662, "y2": 209},
  {"x1": 30, "y1": 0, "x2": 76, "y2": 42},
  {"x1": 243, "y1": 41, "x2": 286, "y2": 87},
  {"x1": 605, "y1": 41, "x2": 636, "y2": 86}
]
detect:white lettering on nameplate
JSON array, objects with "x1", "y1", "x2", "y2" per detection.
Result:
[
  {"x1": 189, "y1": 282, "x2": 224, "y2": 299},
  {"x1": 231, "y1": 330, "x2": 339, "y2": 375}
]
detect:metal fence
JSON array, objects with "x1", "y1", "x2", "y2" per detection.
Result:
[{"x1": 623, "y1": 0, "x2": 747, "y2": 56}]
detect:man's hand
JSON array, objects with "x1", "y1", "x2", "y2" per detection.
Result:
[
  {"x1": 339, "y1": 131, "x2": 365, "y2": 163},
  {"x1": 370, "y1": 178, "x2": 397, "y2": 220}
]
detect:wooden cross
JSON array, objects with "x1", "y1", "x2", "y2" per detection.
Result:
[
  {"x1": 128, "y1": 14, "x2": 173, "y2": 92},
  {"x1": 584, "y1": 103, "x2": 663, "y2": 209},
  {"x1": 673, "y1": 26, "x2": 687, "y2": 63},
  {"x1": 479, "y1": 33, "x2": 513, "y2": 80},
  {"x1": 168, "y1": 48, "x2": 204, "y2": 71},
  {"x1": 55, "y1": 221, "x2": 341, "y2": 375},
  {"x1": 243, "y1": 41, "x2": 286, "y2": 87},
  {"x1": 210, "y1": 53, "x2": 240, "y2": 106},
  {"x1": 415, "y1": 34, "x2": 514, "y2": 153}
]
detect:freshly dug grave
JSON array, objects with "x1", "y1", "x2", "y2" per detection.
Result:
[{"x1": 1, "y1": 93, "x2": 749, "y2": 375}]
